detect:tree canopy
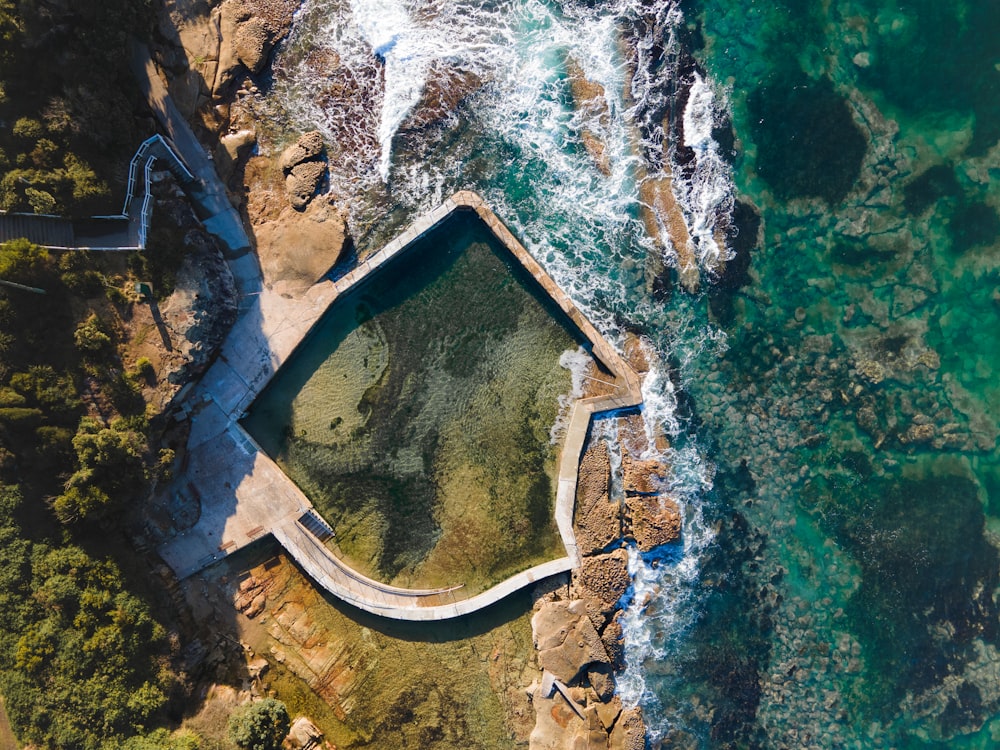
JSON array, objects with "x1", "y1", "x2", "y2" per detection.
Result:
[{"x1": 227, "y1": 699, "x2": 291, "y2": 750}]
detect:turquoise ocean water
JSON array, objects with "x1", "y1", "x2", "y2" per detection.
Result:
[{"x1": 258, "y1": 0, "x2": 1000, "y2": 745}]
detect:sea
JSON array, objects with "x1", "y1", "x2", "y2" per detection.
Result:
[{"x1": 252, "y1": 0, "x2": 1000, "y2": 746}]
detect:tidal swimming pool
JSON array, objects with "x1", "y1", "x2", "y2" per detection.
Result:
[{"x1": 243, "y1": 212, "x2": 587, "y2": 592}]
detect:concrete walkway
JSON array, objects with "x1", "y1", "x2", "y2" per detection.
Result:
[{"x1": 158, "y1": 191, "x2": 643, "y2": 620}]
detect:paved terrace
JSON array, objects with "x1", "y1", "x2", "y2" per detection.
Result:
[{"x1": 159, "y1": 191, "x2": 643, "y2": 621}]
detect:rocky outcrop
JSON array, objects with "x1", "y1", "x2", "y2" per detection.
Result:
[
  {"x1": 124, "y1": 179, "x2": 237, "y2": 414},
  {"x1": 573, "y1": 549, "x2": 630, "y2": 610},
  {"x1": 233, "y1": 17, "x2": 272, "y2": 74},
  {"x1": 213, "y1": 0, "x2": 299, "y2": 96},
  {"x1": 279, "y1": 131, "x2": 325, "y2": 171},
  {"x1": 528, "y1": 596, "x2": 646, "y2": 750},
  {"x1": 533, "y1": 600, "x2": 610, "y2": 684},
  {"x1": 566, "y1": 57, "x2": 612, "y2": 177},
  {"x1": 279, "y1": 131, "x2": 328, "y2": 210},
  {"x1": 285, "y1": 161, "x2": 327, "y2": 210},
  {"x1": 622, "y1": 454, "x2": 668, "y2": 496},
  {"x1": 626, "y1": 493, "x2": 682, "y2": 552},
  {"x1": 574, "y1": 441, "x2": 621, "y2": 554}
]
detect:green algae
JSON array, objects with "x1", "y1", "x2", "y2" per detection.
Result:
[{"x1": 243, "y1": 213, "x2": 580, "y2": 593}]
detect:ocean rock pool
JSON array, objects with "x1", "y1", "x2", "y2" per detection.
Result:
[{"x1": 242, "y1": 211, "x2": 588, "y2": 594}]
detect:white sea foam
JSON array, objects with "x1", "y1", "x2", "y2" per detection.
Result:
[{"x1": 676, "y1": 72, "x2": 736, "y2": 274}]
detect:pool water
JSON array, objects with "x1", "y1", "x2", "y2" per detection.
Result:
[{"x1": 243, "y1": 213, "x2": 584, "y2": 592}]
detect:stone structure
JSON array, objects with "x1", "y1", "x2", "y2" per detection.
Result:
[{"x1": 158, "y1": 191, "x2": 644, "y2": 621}]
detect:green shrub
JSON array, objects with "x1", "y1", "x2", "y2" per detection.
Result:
[
  {"x1": 74, "y1": 313, "x2": 112, "y2": 354},
  {"x1": 12, "y1": 117, "x2": 43, "y2": 140},
  {"x1": 227, "y1": 699, "x2": 291, "y2": 750}
]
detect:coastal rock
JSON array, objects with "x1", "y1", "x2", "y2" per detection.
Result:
[
  {"x1": 400, "y1": 65, "x2": 482, "y2": 131},
  {"x1": 622, "y1": 454, "x2": 668, "y2": 496},
  {"x1": 626, "y1": 494, "x2": 682, "y2": 551},
  {"x1": 609, "y1": 707, "x2": 646, "y2": 750},
  {"x1": 285, "y1": 160, "x2": 327, "y2": 210},
  {"x1": 639, "y1": 170, "x2": 699, "y2": 294},
  {"x1": 595, "y1": 694, "x2": 622, "y2": 731},
  {"x1": 576, "y1": 440, "x2": 611, "y2": 509},
  {"x1": 279, "y1": 131, "x2": 326, "y2": 171},
  {"x1": 532, "y1": 601, "x2": 610, "y2": 683},
  {"x1": 618, "y1": 413, "x2": 651, "y2": 456},
  {"x1": 216, "y1": 128, "x2": 256, "y2": 183},
  {"x1": 623, "y1": 332, "x2": 651, "y2": 375},
  {"x1": 575, "y1": 440, "x2": 621, "y2": 554},
  {"x1": 254, "y1": 194, "x2": 348, "y2": 291},
  {"x1": 529, "y1": 686, "x2": 608, "y2": 750},
  {"x1": 587, "y1": 663, "x2": 616, "y2": 702},
  {"x1": 566, "y1": 57, "x2": 612, "y2": 177},
  {"x1": 601, "y1": 613, "x2": 625, "y2": 670},
  {"x1": 573, "y1": 549, "x2": 630, "y2": 609},
  {"x1": 234, "y1": 17, "x2": 272, "y2": 74},
  {"x1": 576, "y1": 496, "x2": 621, "y2": 556}
]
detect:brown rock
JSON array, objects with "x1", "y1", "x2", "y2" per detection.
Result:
[
  {"x1": 574, "y1": 548, "x2": 630, "y2": 609},
  {"x1": 595, "y1": 694, "x2": 622, "y2": 731},
  {"x1": 639, "y1": 168, "x2": 699, "y2": 295},
  {"x1": 602, "y1": 613, "x2": 625, "y2": 670},
  {"x1": 576, "y1": 441, "x2": 611, "y2": 513},
  {"x1": 581, "y1": 130, "x2": 611, "y2": 177},
  {"x1": 533, "y1": 599, "x2": 587, "y2": 651},
  {"x1": 533, "y1": 601, "x2": 610, "y2": 683},
  {"x1": 573, "y1": 705, "x2": 611, "y2": 749},
  {"x1": 285, "y1": 160, "x2": 327, "y2": 210},
  {"x1": 234, "y1": 17, "x2": 272, "y2": 74},
  {"x1": 622, "y1": 454, "x2": 668, "y2": 496},
  {"x1": 609, "y1": 706, "x2": 646, "y2": 750},
  {"x1": 587, "y1": 663, "x2": 615, "y2": 702},
  {"x1": 244, "y1": 592, "x2": 266, "y2": 619},
  {"x1": 623, "y1": 332, "x2": 650, "y2": 375},
  {"x1": 530, "y1": 686, "x2": 596, "y2": 750},
  {"x1": 279, "y1": 131, "x2": 326, "y2": 172},
  {"x1": 576, "y1": 496, "x2": 621, "y2": 556},
  {"x1": 216, "y1": 129, "x2": 256, "y2": 183},
  {"x1": 254, "y1": 194, "x2": 348, "y2": 292},
  {"x1": 626, "y1": 494, "x2": 681, "y2": 552},
  {"x1": 618, "y1": 413, "x2": 650, "y2": 456}
]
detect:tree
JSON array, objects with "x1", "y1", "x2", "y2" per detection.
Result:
[{"x1": 227, "y1": 699, "x2": 291, "y2": 750}]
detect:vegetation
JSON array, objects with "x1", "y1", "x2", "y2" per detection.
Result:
[
  {"x1": 227, "y1": 699, "x2": 291, "y2": 750},
  {"x1": 0, "y1": 0, "x2": 152, "y2": 217},
  {"x1": 0, "y1": 1, "x2": 202, "y2": 742}
]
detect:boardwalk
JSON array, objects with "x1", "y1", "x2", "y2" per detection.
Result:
[{"x1": 158, "y1": 192, "x2": 644, "y2": 620}]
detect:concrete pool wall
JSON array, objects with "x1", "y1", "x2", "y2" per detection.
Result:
[{"x1": 158, "y1": 191, "x2": 644, "y2": 621}]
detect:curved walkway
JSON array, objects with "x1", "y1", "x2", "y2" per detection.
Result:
[{"x1": 156, "y1": 189, "x2": 642, "y2": 620}]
